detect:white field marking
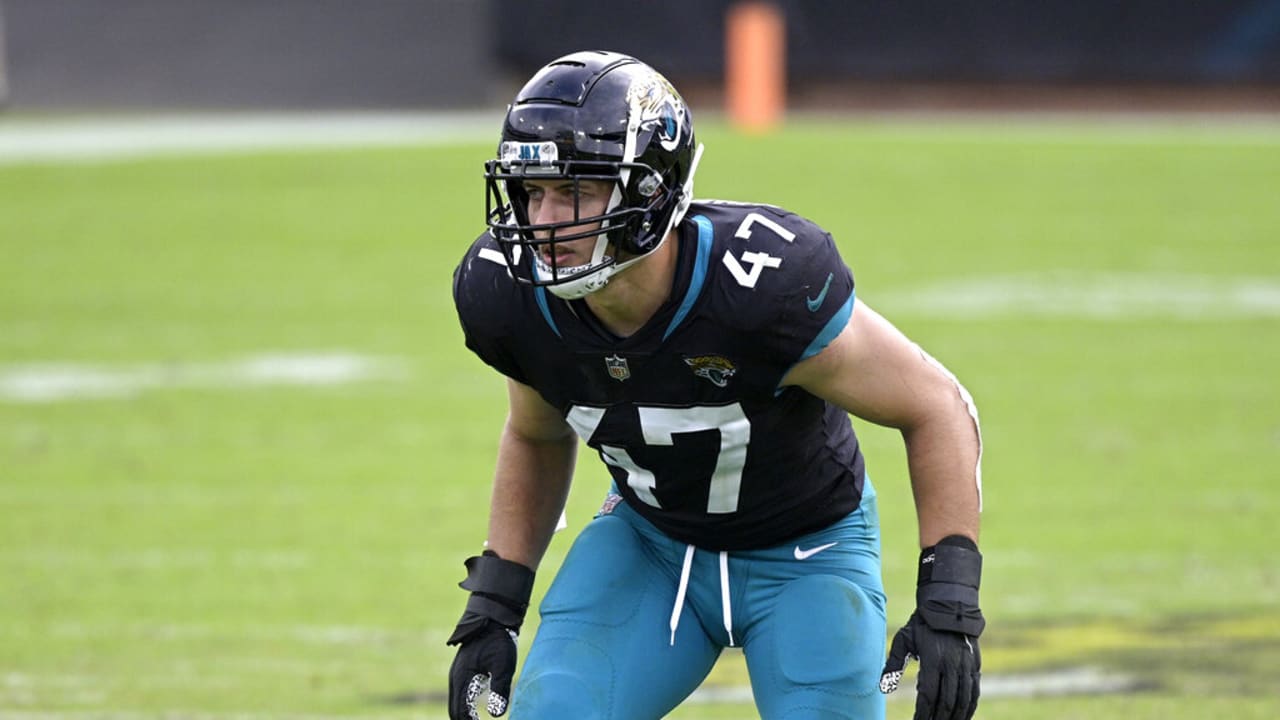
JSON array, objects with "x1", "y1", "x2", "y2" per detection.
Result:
[
  {"x1": 4, "y1": 112, "x2": 1277, "y2": 168},
  {"x1": 685, "y1": 666, "x2": 1143, "y2": 705},
  {"x1": 0, "y1": 111, "x2": 499, "y2": 165},
  {"x1": 12, "y1": 621, "x2": 426, "y2": 647},
  {"x1": 0, "y1": 352, "x2": 405, "y2": 403},
  {"x1": 2, "y1": 668, "x2": 1143, "y2": 715},
  {"x1": 3, "y1": 672, "x2": 97, "y2": 689},
  {"x1": 8, "y1": 548, "x2": 309, "y2": 571},
  {"x1": 977, "y1": 666, "x2": 1148, "y2": 698},
  {"x1": 791, "y1": 114, "x2": 1280, "y2": 147},
  {"x1": 0, "y1": 714, "x2": 409, "y2": 720},
  {"x1": 1, "y1": 672, "x2": 105, "y2": 707},
  {"x1": 0, "y1": 480, "x2": 307, "y2": 507},
  {"x1": 876, "y1": 272, "x2": 1280, "y2": 320}
]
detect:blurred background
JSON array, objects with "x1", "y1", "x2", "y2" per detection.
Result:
[{"x1": 3, "y1": 0, "x2": 1280, "y2": 114}]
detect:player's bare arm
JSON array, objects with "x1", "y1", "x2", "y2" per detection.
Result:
[
  {"x1": 781, "y1": 298, "x2": 981, "y2": 547},
  {"x1": 486, "y1": 378, "x2": 578, "y2": 570},
  {"x1": 445, "y1": 379, "x2": 574, "y2": 719},
  {"x1": 784, "y1": 298, "x2": 985, "y2": 718}
]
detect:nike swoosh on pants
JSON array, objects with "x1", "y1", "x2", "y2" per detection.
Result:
[{"x1": 793, "y1": 541, "x2": 839, "y2": 560}]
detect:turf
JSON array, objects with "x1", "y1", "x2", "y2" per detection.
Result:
[{"x1": 2, "y1": 116, "x2": 1278, "y2": 717}]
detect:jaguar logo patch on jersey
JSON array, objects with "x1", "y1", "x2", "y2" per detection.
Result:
[
  {"x1": 605, "y1": 354, "x2": 631, "y2": 382},
  {"x1": 684, "y1": 355, "x2": 737, "y2": 388}
]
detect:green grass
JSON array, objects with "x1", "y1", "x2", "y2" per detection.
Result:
[{"x1": 2, "y1": 117, "x2": 1279, "y2": 717}]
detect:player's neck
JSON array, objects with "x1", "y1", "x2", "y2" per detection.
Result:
[{"x1": 584, "y1": 232, "x2": 680, "y2": 338}]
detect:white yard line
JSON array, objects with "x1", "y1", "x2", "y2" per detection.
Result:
[
  {"x1": 876, "y1": 272, "x2": 1280, "y2": 319},
  {"x1": 687, "y1": 666, "x2": 1145, "y2": 704},
  {"x1": 0, "y1": 112, "x2": 499, "y2": 165},
  {"x1": 0, "y1": 665, "x2": 1145, "y2": 718},
  {"x1": 1, "y1": 621, "x2": 429, "y2": 646},
  {"x1": 7, "y1": 548, "x2": 310, "y2": 571},
  {"x1": 0, "y1": 352, "x2": 405, "y2": 403},
  {"x1": 801, "y1": 114, "x2": 1280, "y2": 146},
  {"x1": 0, "y1": 707, "x2": 407, "y2": 712},
  {"x1": 2, "y1": 111, "x2": 1277, "y2": 167},
  {"x1": 4, "y1": 273, "x2": 1275, "y2": 405}
]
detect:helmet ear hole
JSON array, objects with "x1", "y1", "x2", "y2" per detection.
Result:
[
  {"x1": 610, "y1": 215, "x2": 647, "y2": 256},
  {"x1": 635, "y1": 171, "x2": 663, "y2": 199}
]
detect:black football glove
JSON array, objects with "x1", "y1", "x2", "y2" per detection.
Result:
[
  {"x1": 880, "y1": 535, "x2": 985, "y2": 720},
  {"x1": 446, "y1": 551, "x2": 535, "y2": 720}
]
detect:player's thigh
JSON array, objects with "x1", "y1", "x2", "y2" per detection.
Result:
[
  {"x1": 512, "y1": 510, "x2": 720, "y2": 719},
  {"x1": 744, "y1": 572, "x2": 887, "y2": 719}
]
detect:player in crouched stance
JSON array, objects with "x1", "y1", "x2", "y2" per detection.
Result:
[{"x1": 445, "y1": 50, "x2": 985, "y2": 720}]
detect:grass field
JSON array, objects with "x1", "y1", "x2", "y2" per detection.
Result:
[{"x1": 2, "y1": 114, "x2": 1278, "y2": 718}]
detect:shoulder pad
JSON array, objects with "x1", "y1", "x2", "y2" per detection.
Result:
[
  {"x1": 687, "y1": 201, "x2": 855, "y2": 365},
  {"x1": 452, "y1": 232, "x2": 532, "y2": 383}
]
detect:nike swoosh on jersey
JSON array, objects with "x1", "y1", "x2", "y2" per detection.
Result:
[
  {"x1": 793, "y1": 541, "x2": 839, "y2": 560},
  {"x1": 806, "y1": 272, "x2": 834, "y2": 312}
]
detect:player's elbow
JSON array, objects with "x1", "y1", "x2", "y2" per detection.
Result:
[{"x1": 504, "y1": 413, "x2": 577, "y2": 447}]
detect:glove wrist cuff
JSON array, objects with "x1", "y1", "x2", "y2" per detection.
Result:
[
  {"x1": 464, "y1": 593, "x2": 526, "y2": 631},
  {"x1": 459, "y1": 551, "x2": 536, "y2": 611},
  {"x1": 916, "y1": 535, "x2": 985, "y2": 637},
  {"x1": 917, "y1": 536, "x2": 982, "y2": 588}
]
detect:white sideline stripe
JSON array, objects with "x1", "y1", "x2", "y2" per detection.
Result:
[
  {"x1": 809, "y1": 115, "x2": 1280, "y2": 147},
  {"x1": 0, "y1": 668, "x2": 1143, "y2": 717},
  {"x1": 10, "y1": 548, "x2": 310, "y2": 570},
  {"x1": 0, "y1": 112, "x2": 499, "y2": 165},
  {"x1": 2, "y1": 622, "x2": 433, "y2": 647},
  {"x1": 0, "y1": 707, "x2": 404, "y2": 712},
  {"x1": 0, "y1": 352, "x2": 405, "y2": 403},
  {"x1": 4, "y1": 112, "x2": 1278, "y2": 167},
  {"x1": 877, "y1": 272, "x2": 1280, "y2": 319},
  {"x1": 687, "y1": 667, "x2": 1143, "y2": 705}
]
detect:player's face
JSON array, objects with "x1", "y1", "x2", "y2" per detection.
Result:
[{"x1": 524, "y1": 178, "x2": 613, "y2": 266}]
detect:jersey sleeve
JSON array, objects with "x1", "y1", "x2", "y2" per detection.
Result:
[
  {"x1": 452, "y1": 233, "x2": 530, "y2": 384},
  {"x1": 708, "y1": 203, "x2": 855, "y2": 379},
  {"x1": 771, "y1": 218, "x2": 855, "y2": 366}
]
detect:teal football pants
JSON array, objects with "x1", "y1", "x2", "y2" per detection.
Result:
[{"x1": 510, "y1": 479, "x2": 887, "y2": 719}]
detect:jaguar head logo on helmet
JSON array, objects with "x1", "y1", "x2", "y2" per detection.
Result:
[{"x1": 484, "y1": 50, "x2": 704, "y2": 299}]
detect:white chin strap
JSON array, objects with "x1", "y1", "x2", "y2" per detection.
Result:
[
  {"x1": 541, "y1": 233, "x2": 615, "y2": 299},
  {"x1": 547, "y1": 266, "x2": 613, "y2": 299},
  {"x1": 544, "y1": 143, "x2": 704, "y2": 301}
]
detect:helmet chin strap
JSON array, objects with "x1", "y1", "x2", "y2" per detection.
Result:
[
  {"x1": 545, "y1": 143, "x2": 704, "y2": 301},
  {"x1": 544, "y1": 234, "x2": 615, "y2": 299}
]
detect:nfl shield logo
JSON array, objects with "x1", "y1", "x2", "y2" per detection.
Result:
[{"x1": 605, "y1": 355, "x2": 630, "y2": 382}]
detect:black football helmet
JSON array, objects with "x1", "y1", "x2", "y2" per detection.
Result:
[{"x1": 484, "y1": 50, "x2": 703, "y2": 298}]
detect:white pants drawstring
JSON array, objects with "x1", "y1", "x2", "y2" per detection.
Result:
[
  {"x1": 669, "y1": 544, "x2": 695, "y2": 646},
  {"x1": 719, "y1": 550, "x2": 735, "y2": 647},
  {"x1": 668, "y1": 544, "x2": 735, "y2": 648}
]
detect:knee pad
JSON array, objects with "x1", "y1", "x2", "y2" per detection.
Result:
[
  {"x1": 773, "y1": 574, "x2": 886, "y2": 689},
  {"x1": 512, "y1": 638, "x2": 610, "y2": 719}
]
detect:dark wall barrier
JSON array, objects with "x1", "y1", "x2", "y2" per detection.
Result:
[
  {"x1": 2, "y1": 0, "x2": 1277, "y2": 110},
  {"x1": 1, "y1": 0, "x2": 492, "y2": 109},
  {"x1": 495, "y1": 0, "x2": 1280, "y2": 85}
]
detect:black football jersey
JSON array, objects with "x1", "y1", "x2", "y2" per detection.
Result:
[{"x1": 452, "y1": 200, "x2": 865, "y2": 550}]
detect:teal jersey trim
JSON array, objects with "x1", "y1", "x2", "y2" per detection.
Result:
[
  {"x1": 534, "y1": 286, "x2": 561, "y2": 338},
  {"x1": 663, "y1": 215, "x2": 714, "y2": 341}
]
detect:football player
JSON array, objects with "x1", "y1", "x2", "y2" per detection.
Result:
[{"x1": 446, "y1": 50, "x2": 985, "y2": 720}]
